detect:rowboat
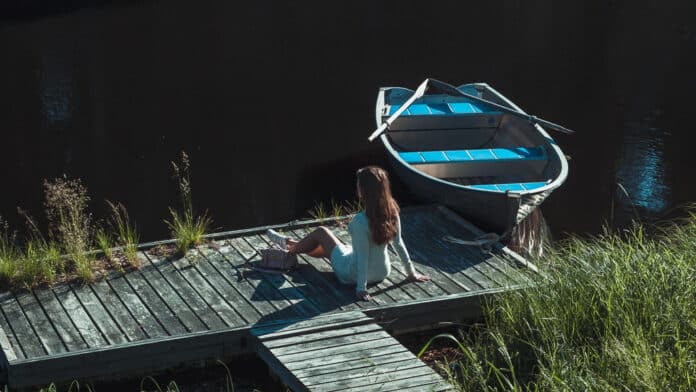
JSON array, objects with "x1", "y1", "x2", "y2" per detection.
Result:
[{"x1": 372, "y1": 79, "x2": 570, "y2": 236}]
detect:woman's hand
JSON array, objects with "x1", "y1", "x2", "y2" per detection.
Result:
[
  {"x1": 408, "y1": 272, "x2": 431, "y2": 282},
  {"x1": 356, "y1": 290, "x2": 372, "y2": 301}
]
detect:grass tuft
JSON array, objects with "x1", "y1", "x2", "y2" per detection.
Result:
[
  {"x1": 308, "y1": 201, "x2": 328, "y2": 221},
  {"x1": 309, "y1": 198, "x2": 363, "y2": 223},
  {"x1": 0, "y1": 216, "x2": 19, "y2": 286},
  {"x1": 166, "y1": 151, "x2": 212, "y2": 256},
  {"x1": 429, "y1": 210, "x2": 696, "y2": 391},
  {"x1": 106, "y1": 201, "x2": 139, "y2": 268},
  {"x1": 43, "y1": 176, "x2": 94, "y2": 282},
  {"x1": 95, "y1": 228, "x2": 114, "y2": 262}
]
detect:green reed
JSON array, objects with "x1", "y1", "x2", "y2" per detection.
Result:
[
  {"x1": 426, "y1": 212, "x2": 696, "y2": 391},
  {"x1": 166, "y1": 151, "x2": 212, "y2": 256},
  {"x1": 106, "y1": 201, "x2": 139, "y2": 268}
]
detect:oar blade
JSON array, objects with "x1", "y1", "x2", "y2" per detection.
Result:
[{"x1": 368, "y1": 78, "x2": 431, "y2": 142}]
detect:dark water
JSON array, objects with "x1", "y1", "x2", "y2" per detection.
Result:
[{"x1": 2, "y1": 0, "x2": 696, "y2": 241}]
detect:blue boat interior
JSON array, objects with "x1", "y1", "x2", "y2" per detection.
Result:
[
  {"x1": 398, "y1": 146, "x2": 549, "y2": 192},
  {"x1": 388, "y1": 101, "x2": 498, "y2": 116},
  {"x1": 399, "y1": 146, "x2": 546, "y2": 164},
  {"x1": 467, "y1": 182, "x2": 548, "y2": 192}
]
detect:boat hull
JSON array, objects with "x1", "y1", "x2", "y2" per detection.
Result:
[
  {"x1": 386, "y1": 150, "x2": 521, "y2": 234},
  {"x1": 375, "y1": 81, "x2": 568, "y2": 236}
]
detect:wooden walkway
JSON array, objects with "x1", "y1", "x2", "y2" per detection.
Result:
[
  {"x1": 0, "y1": 205, "x2": 539, "y2": 389},
  {"x1": 252, "y1": 312, "x2": 452, "y2": 392}
]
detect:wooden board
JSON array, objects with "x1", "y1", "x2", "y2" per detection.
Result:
[{"x1": 252, "y1": 311, "x2": 452, "y2": 391}]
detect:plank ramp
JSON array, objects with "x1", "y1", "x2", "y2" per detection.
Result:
[
  {"x1": 252, "y1": 311, "x2": 453, "y2": 392},
  {"x1": 0, "y1": 205, "x2": 539, "y2": 388}
]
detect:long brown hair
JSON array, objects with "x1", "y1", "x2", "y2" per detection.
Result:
[{"x1": 356, "y1": 166, "x2": 400, "y2": 245}]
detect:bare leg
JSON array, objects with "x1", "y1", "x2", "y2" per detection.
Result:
[{"x1": 288, "y1": 226, "x2": 342, "y2": 259}]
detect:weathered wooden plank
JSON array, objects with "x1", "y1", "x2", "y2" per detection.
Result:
[
  {"x1": 401, "y1": 213, "x2": 492, "y2": 290},
  {"x1": 416, "y1": 211, "x2": 508, "y2": 288},
  {"x1": 398, "y1": 235, "x2": 475, "y2": 293},
  {"x1": 89, "y1": 279, "x2": 147, "y2": 342},
  {"x1": 252, "y1": 311, "x2": 371, "y2": 340},
  {"x1": 294, "y1": 350, "x2": 415, "y2": 379},
  {"x1": 170, "y1": 252, "x2": 246, "y2": 327},
  {"x1": 105, "y1": 276, "x2": 167, "y2": 338},
  {"x1": 308, "y1": 359, "x2": 434, "y2": 391},
  {"x1": 285, "y1": 342, "x2": 408, "y2": 372},
  {"x1": 133, "y1": 252, "x2": 208, "y2": 333},
  {"x1": 1, "y1": 294, "x2": 48, "y2": 358},
  {"x1": 431, "y1": 215, "x2": 520, "y2": 286},
  {"x1": 292, "y1": 227, "x2": 395, "y2": 307},
  {"x1": 398, "y1": 382, "x2": 454, "y2": 391},
  {"x1": 191, "y1": 247, "x2": 264, "y2": 325},
  {"x1": 231, "y1": 237, "x2": 320, "y2": 318},
  {"x1": 385, "y1": 210, "x2": 477, "y2": 294},
  {"x1": 121, "y1": 268, "x2": 188, "y2": 336},
  {"x1": 263, "y1": 323, "x2": 383, "y2": 349},
  {"x1": 257, "y1": 233, "x2": 351, "y2": 313},
  {"x1": 51, "y1": 285, "x2": 107, "y2": 349},
  {"x1": 68, "y1": 282, "x2": 128, "y2": 346},
  {"x1": 277, "y1": 337, "x2": 397, "y2": 363},
  {"x1": 197, "y1": 244, "x2": 278, "y2": 316},
  {"x1": 436, "y1": 205, "x2": 539, "y2": 280},
  {"x1": 14, "y1": 292, "x2": 66, "y2": 355},
  {"x1": 344, "y1": 369, "x2": 448, "y2": 392},
  {"x1": 218, "y1": 239, "x2": 305, "y2": 319},
  {"x1": 284, "y1": 230, "x2": 365, "y2": 310},
  {"x1": 0, "y1": 299, "x2": 20, "y2": 361},
  {"x1": 255, "y1": 344, "x2": 307, "y2": 392},
  {"x1": 384, "y1": 243, "x2": 449, "y2": 297},
  {"x1": 243, "y1": 235, "x2": 325, "y2": 315},
  {"x1": 141, "y1": 253, "x2": 227, "y2": 330},
  {"x1": 171, "y1": 252, "x2": 248, "y2": 327},
  {"x1": 6, "y1": 324, "x2": 250, "y2": 389},
  {"x1": 270, "y1": 330, "x2": 391, "y2": 356}
]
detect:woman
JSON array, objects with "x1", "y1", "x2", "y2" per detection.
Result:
[{"x1": 267, "y1": 166, "x2": 430, "y2": 301}]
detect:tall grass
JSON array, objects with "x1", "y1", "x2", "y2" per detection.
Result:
[
  {"x1": 0, "y1": 216, "x2": 19, "y2": 286},
  {"x1": 165, "y1": 151, "x2": 212, "y2": 255},
  {"x1": 106, "y1": 201, "x2": 139, "y2": 268},
  {"x1": 435, "y1": 215, "x2": 696, "y2": 391},
  {"x1": 308, "y1": 198, "x2": 363, "y2": 222},
  {"x1": 16, "y1": 209, "x2": 64, "y2": 288},
  {"x1": 95, "y1": 228, "x2": 114, "y2": 262},
  {"x1": 44, "y1": 176, "x2": 94, "y2": 282}
]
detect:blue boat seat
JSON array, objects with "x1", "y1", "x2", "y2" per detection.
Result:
[
  {"x1": 399, "y1": 146, "x2": 546, "y2": 164},
  {"x1": 385, "y1": 101, "x2": 503, "y2": 131},
  {"x1": 468, "y1": 182, "x2": 549, "y2": 192},
  {"x1": 389, "y1": 102, "x2": 495, "y2": 115}
]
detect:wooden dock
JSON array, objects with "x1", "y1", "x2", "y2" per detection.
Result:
[
  {"x1": 0, "y1": 205, "x2": 539, "y2": 389},
  {"x1": 252, "y1": 312, "x2": 453, "y2": 391}
]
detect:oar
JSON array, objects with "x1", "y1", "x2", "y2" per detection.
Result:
[
  {"x1": 368, "y1": 79, "x2": 430, "y2": 142},
  {"x1": 427, "y1": 78, "x2": 575, "y2": 134}
]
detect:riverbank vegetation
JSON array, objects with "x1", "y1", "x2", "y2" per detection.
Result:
[
  {"x1": 426, "y1": 212, "x2": 696, "y2": 391},
  {"x1": 0, "y1": 151, "x2": 209, "y2": 291}
]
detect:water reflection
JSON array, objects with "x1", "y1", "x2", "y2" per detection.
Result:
[
  {"x1": 40, "y1": 51, "x2": 73, "y2": 127},
  {"x1": 614, "y1": 118, "x2": 671, "y2": 225}
]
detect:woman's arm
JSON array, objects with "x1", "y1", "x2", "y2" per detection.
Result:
[
  {"x1": 393, "y1": 215, "x2": 431, "y2": 282},
  {"x1": 392, "y1": 215, "x2": 416, "y2": 275},
  {"x1": 350, "y1": 218, "x2": 370, "y2": 297}
]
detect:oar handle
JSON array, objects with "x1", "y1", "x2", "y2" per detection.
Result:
[{"x1": 368, "y1": 123, "x2": 388, "y2": 142}]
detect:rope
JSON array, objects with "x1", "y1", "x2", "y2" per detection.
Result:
[{"x1": 443, "y1": 232, "x2": 500, "y2": 252}]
